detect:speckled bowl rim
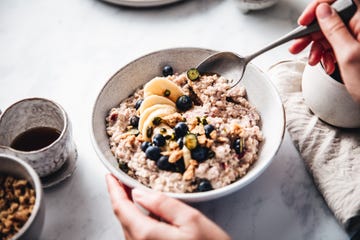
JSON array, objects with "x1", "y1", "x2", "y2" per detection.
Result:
[
  {"x1": 101, "y1": 0, "x2": 183, "y2": 7},
  {"x1": 0, "y1": 153, "x2": 43, "y2": 239},
  {"x1": 91, "y1": 47, "x2": 285, "y2": 202}
]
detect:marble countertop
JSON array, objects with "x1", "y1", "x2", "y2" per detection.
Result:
[{"x1": 0, "y1": 0, "x2": 349, "y2": 239}]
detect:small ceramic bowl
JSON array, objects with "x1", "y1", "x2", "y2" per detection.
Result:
[
  {"x1": 0, "y1": 154, "x2": 45, "y2": 239},
  {"x1": 91, "y1": 47, "x2": 285, "y2": 202},
  {"x1": 236, "y1": 0, "x2": 279, "y2": 13},
  {"x1": 302, "y1": 63, "x2": 360, "y2": 128}
]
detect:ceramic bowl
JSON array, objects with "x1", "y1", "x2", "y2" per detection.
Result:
[
  {"x1": 236, "y1": 0, "x2": 279, "y2": 13},
  {"x1": 101, "y1": 0, "x2": 182, "y2": 7},
  {"x1": 0, "y1": 154, "x2": 45, "y2": 239},
  {"x1": 91, "y1": 47, "x2": 285, "y2": 202},
  {"x1": 302, "y1": 63, "x2": 360, "y2": 128}
]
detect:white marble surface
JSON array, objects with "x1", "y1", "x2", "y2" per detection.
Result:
[{"x1": 0, "y1": 0, "x2": 350, "y2": 239}]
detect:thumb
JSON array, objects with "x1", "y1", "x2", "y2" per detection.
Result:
[{"x1": 316, "y1": 3, "x2": 357, "y2": 53}]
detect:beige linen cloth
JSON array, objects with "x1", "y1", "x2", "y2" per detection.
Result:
[{"x1": 267, "y1": 58, "x2": 360, "y2": 238}]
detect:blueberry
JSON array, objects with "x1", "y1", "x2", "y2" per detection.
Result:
[
  {"x1": 129, "y1": 116, "x2": 139, "y2": 128},
  {"x1": 174, "y1": 122, "x2": 188, "y2": 138},
  {"x1": 176, "y1": 95, "x2": 193, "y2": 112},
  {"x1": 174, "y1": 158, "x2": 185, "y2": 173},
  {"x1": 197, "y1": 179, "x2": 213, "y2": 192},
  {"x1": 233, "y1": 138, "x2": 244, "y2": 155},
  {"x1": 141, "y1": 141, "x2": 151, "y2": 152},
  {"x1": 135, "y1": 99, "x2": 143, "y2": 110},
  {"x1": 152, "y1": 134, "x2": 166, "y2": 147},
  {"x1": 145, "y1": 146, "x2": 161, "y2": 161},
  {"x1": 204, "y1": 124, "x2": 215, "y2": 138},
  {"x1": 191, "y1": 146, "x2": 209, "y2": 163},
  {"x1": 157, "y1": 155, "x2": 173, "y2": 171},
  {"x1": 177, "y1": 137, "x2": 184, "y2": 149},
  {"x1": 162, "y1": 65, "x2": 174, "y2": 77}
]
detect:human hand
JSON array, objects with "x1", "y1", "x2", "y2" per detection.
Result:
[
  {"x1": 289, "y1": 0, "x2": 360, "y2": 102},
  {"x1": 105, "y1": 174, "x2": 231, "y2": 240}
]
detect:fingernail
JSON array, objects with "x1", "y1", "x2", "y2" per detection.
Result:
[{"x1": 317, "y1": 3, "x2": 333, "y2": 19}]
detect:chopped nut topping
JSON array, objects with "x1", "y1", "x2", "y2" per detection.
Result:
[
  {"x1": 168, "y1": 141, "x2": 179, "y2": 150},
  {"x1": 182, "y1": 164, "x2": 195, "y2": 181},
  {"x1": 168, "y1": 150, "x2": 183, "y2": 163},
  {"x1": 217, "y1": 137, "x2": 229, "y2": 143},
  {"x1": 205, "y1": 139, "x2": 214, "y2": 148},
  {"x1": 209, "y1": 130, "x2": 217, "y2": 140},
  {"x1": 197, "y1": 135, "x2": 207, "y2": 145},
  {"x1": 162, "y1": 113, "x2": 184, "y2": 128},
  {"x1": 187, "y1": 118, "x2": 199, "y2": 131},
  {"x1": 230, "y1": 123, "x2": 243, "y2": 136}
]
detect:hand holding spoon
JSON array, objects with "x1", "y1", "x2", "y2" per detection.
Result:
[{"x1": 196, "y1": 0, "x2": 357, "y2": 87}]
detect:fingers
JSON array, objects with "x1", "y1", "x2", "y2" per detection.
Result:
[
  {"x1": 132, "y1": 188, "x2": 231, "y2": 240},
  {"x1": 322, "y1": 51, "x2": 336, "y2": 74},
  {"x1": 132, "y1": 188, "x2": 200, "y2": 227},
  {"x1": 105, "y1": 174, "x2": 149, "y2": 230},
  {"x1": 289, "y1": 32, "x2": 329, "y2": 54},
  {"x1": 316, "y1": 3, "x2": 358, "y2": 55},
  {"x1": 289, "y1": 37, "x2": 312, "y2": 54},
  {"x1": 308, "y1": 41, "x2": 324, "y2": 65},
  {"x1": 298, "y1": 0, "x2": 335, "y2": 25},
  {"x1": 106, "y1": 175, "x2": 184, "y2": 240}
]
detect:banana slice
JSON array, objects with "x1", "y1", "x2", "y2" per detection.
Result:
[
  {"x1": 138, "y1": 95, "x2": 176, "y2": 115},
  {"x1": 144, "y1": 77, "x2": 185, "y2": 102},
  {"x1": 141, "y1": 107, "x2": 176, "y2": 141},
  {"x1": 138, "y1": 104, "x2": 168, "y2": 134}
]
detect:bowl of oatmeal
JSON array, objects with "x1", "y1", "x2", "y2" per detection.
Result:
[{"x1": 91, "y1": 47, "x2": 285, "y2": 202}]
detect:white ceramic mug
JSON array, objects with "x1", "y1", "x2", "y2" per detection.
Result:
[
  {"x1": 302, "y1": 63, "x2": 360, "y2": 128},
  {"x1": 0, "y1": 98, "x2": 77, "y2": 177}
]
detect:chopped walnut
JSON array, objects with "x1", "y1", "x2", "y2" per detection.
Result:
[
  {"x1": 182, "y1": 160, "x2": 198, "y2": 181},
  {"x1": 230, "y1": 123, "x2": 243, "y2": 136},
  {"x1": 182, "y1": 164, "x2": 195, "y2": 181},
  {"x1": 168, "y1": 141, "x2": 179, "y2": 151},
  {"x1": 168, "y1": 150, "x2": 183, "y2": 163},
  {"x1": 209, "y1": 130, "x2": 217, "y2": 140},
  {"x1": 197, "y1": 135, "x2": 207, "y2": 145},
  {"x1": 216, "y1": 137, "x2": 229, "y2": 143},
  {"x1": 162, "y1": 113, "x2": 184, "y2": 128},
  {"x1": 0, "y1": 175, "x2": 35, "y2": 240}
]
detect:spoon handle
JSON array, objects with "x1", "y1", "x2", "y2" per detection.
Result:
[{"x1": 246, "y1": 0, "x2": 357, "y2": 62}]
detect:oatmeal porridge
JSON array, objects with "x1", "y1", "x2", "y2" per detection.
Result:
[{"x1": 106, "y1": 67, "x2": 263, "y2": 193}]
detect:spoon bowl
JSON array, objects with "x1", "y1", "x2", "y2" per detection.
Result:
[{"x1": 196, "y1": 52, "x2": 246, "y2": 85}]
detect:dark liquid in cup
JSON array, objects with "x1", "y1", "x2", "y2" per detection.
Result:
[{"x1": 11, "y1": 127, "x2": 61, "y2": 151}]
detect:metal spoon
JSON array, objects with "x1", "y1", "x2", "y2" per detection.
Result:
[{"x1": 197, "y1": 0, "x2": 357, "y2": 87}]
